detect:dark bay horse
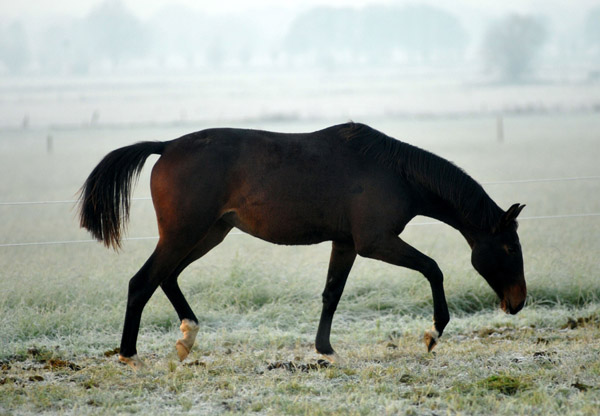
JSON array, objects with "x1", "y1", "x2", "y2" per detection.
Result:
[{"x1": 78, "y1": 122, "x2": 526, "y2": 369}]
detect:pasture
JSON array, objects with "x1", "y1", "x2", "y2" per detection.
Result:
[{"x1": 1, "y1": 114, "x2": 599, "y2": 415}]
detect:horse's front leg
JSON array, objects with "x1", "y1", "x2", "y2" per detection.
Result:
[
  {"x1": 315, "y1": 241, "x2": 356, "y2": 363},
  {"x1": 355, "y1": 235, "x2": 450, "y2": 352},
  {"x1": 422, "y1": 264, "x2": 449, "y2": 352}
]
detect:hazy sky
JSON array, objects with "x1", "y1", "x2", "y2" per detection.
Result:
[{"x1": 2, "y1": 0, "x2": 598, "y2": 19}]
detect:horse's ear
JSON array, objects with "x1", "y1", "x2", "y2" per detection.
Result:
[{"x1": 495, "y1": 203, "x2": 525, "y2": 232}]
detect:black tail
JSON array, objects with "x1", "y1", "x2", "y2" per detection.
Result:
[{"x1": 78, "y1": 141, "x2": 166, "y2": 249}]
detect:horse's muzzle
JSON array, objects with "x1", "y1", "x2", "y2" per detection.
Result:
[{"x1": 501, "y1": 283, "x2": 527, "y2": 315}]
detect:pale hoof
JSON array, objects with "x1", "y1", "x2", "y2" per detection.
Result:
[
  {"x1": 319, "y1": 352, "x2": 343, "y2": 365},
  {"x1": 423, "y1": 328, "x2": 440, "y2": 352},
  {"x1": 175, "y1": 340, "x2": 191, "y2": 361},
  {"x1": 119, "y1": 354, "x2": 146, "y2": 370},
  {"x1": 176, "y1": 319, "x2": 199, "y2": 362}
]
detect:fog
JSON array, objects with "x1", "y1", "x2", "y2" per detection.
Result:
[{"x1": 1, "y1": 0, "x2": 599, "y2": 127}]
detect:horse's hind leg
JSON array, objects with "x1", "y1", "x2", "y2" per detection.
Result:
[
  {"x1": 315, "y1": 241, "x2": 357, "y2": 363},
  {"x1": 118, "y1": 241, "x2": 191, "y2": 369},
  {"x1": 160, "y1": 220, "x2": 232, "y2": 361}
]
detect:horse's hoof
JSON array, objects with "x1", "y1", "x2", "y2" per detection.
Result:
[
  {"x1": 319, "y1": 352, "x2": 343, "y2": 365},
  {"x1": 119, "y1": 354, "x2": 146, "y2": 370},
  {"x1": 176, "y1": 319, "x2": 199, "y2": 362},
  {"x1": 175, "y1": 340, "x2": 190, "y2": 361},
  {"x1": 423, "y1": 328, "x2": 439, "y2": 352}
]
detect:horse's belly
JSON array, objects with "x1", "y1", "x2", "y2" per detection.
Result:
[{"x1": 221, "y1": 203, "x2": 348, "y2": 245}]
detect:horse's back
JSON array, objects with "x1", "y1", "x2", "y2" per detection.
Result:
[{"x1": 151, "y1": 125, "x2": 413, "y2": 245}]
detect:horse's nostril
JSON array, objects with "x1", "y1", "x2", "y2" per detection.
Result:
[{"x1": 510, "y1": 299, "x2": 525, "y2": 314}]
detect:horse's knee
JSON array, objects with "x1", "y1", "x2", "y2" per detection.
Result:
[
  {"x1": 437, "y1": 315, "x2": 450, "y2": 333},
  {"x1": 321, "y1": 289, "x2": 340, "y2": 306},
  {"x1": 423, "y1": 259, "x2": 443, "y2": 284}
]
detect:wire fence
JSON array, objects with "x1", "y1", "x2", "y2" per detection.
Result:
[
  {"x1": 1, "y1": 212, "x2": 600, "y2": 248},
  {"x1": 1, "y1": 175, "x2": 599, "y2": 248},
  {"x1": 1, "y1": 175, "x2": 599, "y2": 207}
]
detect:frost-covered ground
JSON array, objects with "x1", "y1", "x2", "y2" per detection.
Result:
[{"x1": 0, "y1": 78, "x2": 599, "y2": 414}]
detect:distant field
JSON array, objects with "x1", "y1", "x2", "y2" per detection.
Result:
[
  {"x1": 2, "y1": 71, "x2": 600, "y2": 129},
  {"x1": 1, "y1": 114, "x2": 599, "y2": 415}
]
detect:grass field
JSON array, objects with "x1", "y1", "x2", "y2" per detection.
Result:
[{"x1": 1, "y1": 113, "x2": 599, "y2": 415}]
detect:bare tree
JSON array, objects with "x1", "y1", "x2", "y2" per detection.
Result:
[{"x1": 483, "y1": 14, "x2": 546, "y2": 82}]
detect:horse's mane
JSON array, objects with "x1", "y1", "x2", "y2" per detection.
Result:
[{"x1": 338, "y1": 122, "x2": 502, "y2": 230}]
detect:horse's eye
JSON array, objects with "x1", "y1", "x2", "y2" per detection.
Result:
[{"x1": 504, "y1": 245, "x2": 517, "y2": 254}]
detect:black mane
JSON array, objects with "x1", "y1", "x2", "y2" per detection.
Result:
[{"x1": 339, "y1": 122, "x2": 503, "y2": 230}]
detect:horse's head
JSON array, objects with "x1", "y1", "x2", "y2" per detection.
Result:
[{"x1": 471, "y1": 203, "x2": 527, "y2": 315}]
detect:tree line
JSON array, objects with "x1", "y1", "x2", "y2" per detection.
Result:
[{"x1": 1, "y1": 1, "x2": 599, "y2": 82}]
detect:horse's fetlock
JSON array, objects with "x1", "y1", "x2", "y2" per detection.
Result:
[
  {"x1": 434, "y1": 322, "x2": 446, "y2": 338},
  {"x1": 424, "y1": 327, "x2": 439, "y2": 352},
  {"x1": 315, "y1": 344, "x2": 335, "y2": 356}
]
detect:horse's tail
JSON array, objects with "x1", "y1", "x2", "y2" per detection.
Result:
[{"x1": 78, "y1": 141, "x2": 166, "y2": 249}]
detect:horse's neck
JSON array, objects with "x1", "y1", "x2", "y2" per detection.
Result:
[{"x1": 415, "y1": 190, "x2": 498, "y2": 247}]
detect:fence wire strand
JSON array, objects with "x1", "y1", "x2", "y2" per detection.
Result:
[
  {"x1": 1, "y1": 213, "x2": 598, "y2": 248},
  {"x1": 1, "y1": 176, "x2": 599, "y2": 207},
  {"x1": 1, "y1": 175, "x2": 599, "y2": 247}
]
